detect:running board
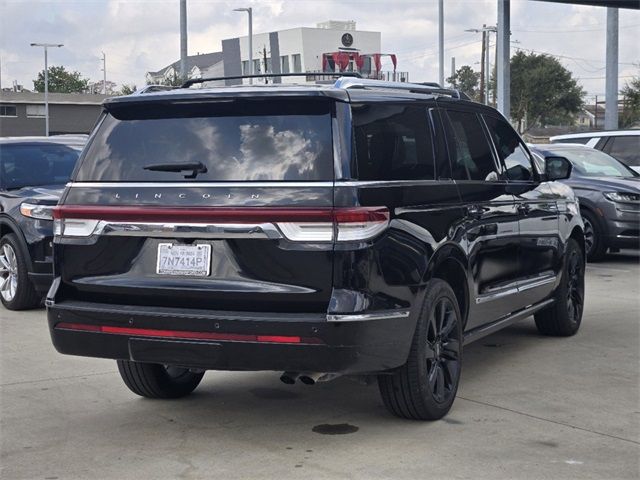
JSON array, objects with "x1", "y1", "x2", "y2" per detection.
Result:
[{"x1": 463, "y1": 299, "x2": 554, "y2": 346}]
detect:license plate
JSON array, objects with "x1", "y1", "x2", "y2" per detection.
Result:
[{"x1": 156, "y1": 243, "x2": 211, "y2": 277}]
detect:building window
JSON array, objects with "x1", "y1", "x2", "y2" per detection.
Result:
[
  {"x1": 292, "y1": 54, "x2": 302, "y2": 73},
  {"x1": 242, "y1": 60, "x2": 249, "y2": 75},
  {"x1": 280, "y1": 55, "x2": 290, "y2": 74},
  {"x1": 0, "y1": 104, "x2": 17, "y2": 117},
  {"x1": 26, "y1": 104, "x2": 46, "y2": 118},
  {"x1": 253, "y1": 59, "x2": 261, "y2": 74}
]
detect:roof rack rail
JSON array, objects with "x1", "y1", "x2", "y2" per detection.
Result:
[
  {"x1": 333, "y1": 77, "x2": 469, "y2": 100},
  {"x1": 133, "y1": 85, "x2": 181, "y2": 95},
  {"x1": 182, "y1": 72, "x2": 362, "y2": 88}
]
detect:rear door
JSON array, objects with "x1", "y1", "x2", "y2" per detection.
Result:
[
  {"x1": 439, "y1": 106, "x2": 519, "y2": 328},
  {"x1": 54, "y1": 97, "x2": 338, "y2": 313}
]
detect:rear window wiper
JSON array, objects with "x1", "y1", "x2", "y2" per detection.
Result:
[{"x1": 143, "y1": 161, "x2": 207, "y2": 179}]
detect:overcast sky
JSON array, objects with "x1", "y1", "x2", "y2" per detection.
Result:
[{"x1": 1, "y1": 0, "x2": 638, "y2": 101}]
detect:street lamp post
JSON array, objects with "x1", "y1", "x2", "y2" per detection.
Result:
[
  {"x1": 465, "y1": 26, "x2": 496, "y2": 105},
  {"x1": 233, "y1": 7, "x2": 253, "y2": 84},
  {"x1": 30, "y1": 42, "x2": 63, "y2": 136}
]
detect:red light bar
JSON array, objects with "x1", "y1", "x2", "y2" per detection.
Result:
[
  {"x1": 53, "y1": 205, "x2": 388, "y2": 224},
  {"x1": 56, "y1": 322, "x2": 323, "y2": 345}
]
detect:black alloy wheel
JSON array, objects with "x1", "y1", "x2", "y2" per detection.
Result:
[
  {"x1": 378, "y1": 279, "x2": 463, "y2": 420},
  {"x1": 534, "y1": 238, "x2": 585, "y2": 336}
]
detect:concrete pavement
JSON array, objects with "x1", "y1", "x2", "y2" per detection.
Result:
[{"x1": 1, "y1": 251, "x2": 638, "y2": 479}]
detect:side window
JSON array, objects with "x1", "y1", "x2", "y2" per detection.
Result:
[
  {"x1": 352, "y1": 104, "x2": 436, "y2": 181},
  {"x1": 484, "y1": 115, "x2": 534, "y2": 182},
  {"x1": 443, "y1": 110, "x2": 500, "y2": 181},
  {"x1": 604, "y1": 136, "x2": 640, "y2": 167}
]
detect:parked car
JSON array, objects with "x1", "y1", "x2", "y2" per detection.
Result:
[
  {"x1": 550, "y1": 130, "x2": 640, "y2": 173},
  {"x1": 0, "y1": 136, "x2": 86, "y2": 310},
  {"x1": 47, "y1": 77, "x2": 585, "y2": 421},
  {"x1": 531, "y1": 144, "x2": 639, "y2": 261}
]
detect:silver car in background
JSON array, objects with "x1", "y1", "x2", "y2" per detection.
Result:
[{"x1": 531, "y1": 144, "x2": 639, "y2": 261}]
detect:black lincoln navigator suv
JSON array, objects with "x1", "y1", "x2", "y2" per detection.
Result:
[{"x1": 47, "y1": 76, "x2": 585, "y2": 420}]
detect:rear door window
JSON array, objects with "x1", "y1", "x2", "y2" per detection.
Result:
[
  {"x1": 443, "y1": 110, "x2": 501, "y2": 181},
  {"x1": 75, "y1": 99, "x2": 334, "y2": 182},
  {"x1": 351, "y1": 104, "x2": 437, "y2": 180},
  {"x1": 483, "y1": 115, "x2": 535, "y2": 181}
]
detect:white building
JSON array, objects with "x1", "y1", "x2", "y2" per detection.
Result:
[
  {"x1": 222, "y1": 20, "x2": 406, "y2": 85},
  {"x1": 146, "y1": 21, "x2": 406, "y2": 87}
]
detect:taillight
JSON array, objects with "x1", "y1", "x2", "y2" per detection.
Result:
[{"x1": 53, "y1": 206, "x2": 390, "y2": 242}]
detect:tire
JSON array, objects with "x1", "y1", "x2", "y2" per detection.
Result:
[
  {"x1": 117, "y1": 360, "x2": 204, "y2": 399},
  {"x1": 378, "y1": 279, "x2": 463, "y2": 421},
  {"x1": 0, "y1": 234, "x2": 41, "y2": 310},
  {"x1": 534, "y1": 238, "x2": 585, "y2": 337},
  {"x1": 581, "y1": 209, "x2": 607, "y2": 262}
]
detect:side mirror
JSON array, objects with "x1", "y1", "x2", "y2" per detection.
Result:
[{"x1": 545, "y1": 156, "x2": 572, "y2": 181}]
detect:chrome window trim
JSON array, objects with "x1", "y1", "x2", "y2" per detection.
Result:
[
  {"x1": 67, "y1": 180, "x2": 455, "y2": 189},
  {"x1": 326, "y1": 310, "x2": 410, "y2": 322}
]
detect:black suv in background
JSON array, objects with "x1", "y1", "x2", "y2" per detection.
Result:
[
  {"x1": 47, "y1": 77, "x2": 584, "y2": 420},
  {"x1": 0, "y1": 136, "x2": 86, "y2": 310}
]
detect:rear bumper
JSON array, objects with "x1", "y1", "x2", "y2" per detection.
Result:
[{"x1": 47, "y1": 301, "x2": 417, "y2": 375}]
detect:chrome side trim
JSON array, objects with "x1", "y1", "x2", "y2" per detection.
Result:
[
  {"x1": 615, "y1": 207, "x2": 640, "y2": 214},
  {"x1": 326, "y1": 310, "x2": 411, "y2": 322},
  {"x1": 464, "y1": 299, "x2": 554, "y2": 345},
  {"x1": 517, "y1": 274, "x2": 557, "y2": 292},
  {"x1": 96, "y1": 221, "x2": 283, "y2": 239},
  {"x1": 616, "y1": 234, "x2": 640, "y2": 239},
  {"x1": 476, "y1": 274, "x2": 556, "y2": 304}
]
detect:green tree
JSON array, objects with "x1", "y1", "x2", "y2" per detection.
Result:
[
  {"x1": 33, "y1": 66, "x2": 89, "y2": 93},
  {"x1": 620, "y1": 71, "x2": 640, "y2": 128},
  {"x1": 448, "y1": 65, "x2": 481, "y2": 101},
  {"x1": 510, "y1": 51, "x2": 584, "y2": 133},
  {"x1": 118, "y1": 84, "x2": 138, "y2": 95}
]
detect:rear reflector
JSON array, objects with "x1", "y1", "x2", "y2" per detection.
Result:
[
  {"x1": 55, "y1": 322, "x2": 323, "y2": 345},
  {"x1": 53, "y1": 206, "x2": 389, "y2": 242}
]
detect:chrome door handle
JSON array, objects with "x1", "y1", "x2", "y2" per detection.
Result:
[
  {"x1": 466, "y1": 205, "x2": 484, "y2": 218},
  {"x1": 517, "y1": 203, "x2": 531, "y2": 215}
]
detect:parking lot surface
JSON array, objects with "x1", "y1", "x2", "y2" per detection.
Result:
[{"x1": 1, "y1": 252, "x2": 638, "y2": 480}]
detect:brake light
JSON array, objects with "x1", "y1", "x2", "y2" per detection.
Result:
[{"x1": 53, "y1": 206, "x2": 389, "y2": 242}]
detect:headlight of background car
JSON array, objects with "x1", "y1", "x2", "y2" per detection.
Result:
[
  {"x1": 603, "y1": 192, "x2": 640, "y2": 203},
  {"x1": 20, "y1": 202, "x2": 55, "y2": 220}
]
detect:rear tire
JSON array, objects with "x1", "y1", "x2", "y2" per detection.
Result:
[
  {"x1": 582, "y1": 210, "x2": 607, "y2": 262},
  {"x1": 0, "y1": 234, "x2": 41, "y2": 311},
  {"x1": 378, "y1": 279, "x2": 462, "y2": 420},
  {"x1": 117, "y1": 360, "x2": 204, "y2": 399},
  {"x1": 534, "y1": 238, "x2": 585, "y2": 336}
]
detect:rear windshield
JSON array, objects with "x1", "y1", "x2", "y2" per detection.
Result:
[
  {"x1": 1, "y1": 143, "x2": 83, "y2": 189},
  {"x1": 76, "y1": 100, "x2": 334, "y2": 182}
]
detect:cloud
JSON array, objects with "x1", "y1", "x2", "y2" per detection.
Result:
[{"x1": 1, "y1": 0, "x2": 638, "y2": 98}]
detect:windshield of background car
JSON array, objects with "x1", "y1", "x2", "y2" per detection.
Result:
[
  {"x1": 75, "y1": 99, "x2": 334, "y2": 182},
  {"x1": 559, "y1": 148, "x2": 636, "y2": 177},
  {"x1": 0, "y1": 143, "x2": 83, "y2": 190}
]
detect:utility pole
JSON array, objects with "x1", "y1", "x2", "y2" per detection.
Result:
[
  {"x1": 234, "y1": 7, "x2": 253, "y2": 85},
  {"x1": 101, "y1": 51, "x2": 106, "y2": 94},
  {"x1": 480, "y1": 28, "x2": 486, "y2": 104},
  {"x1": 438, "y1": 0, "x2": 444, "y2": 86},
  {"x1": 30, "y1": 42, "x2": 63, "y2": 136},
  {"x1": 450, "y1": 57, "x2": 456, "y2": 86},
  {"x1": 497, "y1": 0, "x2": 511, "y2": 119},
  {"x1": 605, "y1": 7, "x2": 618, "y2": 130},
  {"x1": 485, "y1": 30, "x2": 490, "y2": 105},
  {"x1": 180, "y1": 0, "x2": 188, "y2": 82}
]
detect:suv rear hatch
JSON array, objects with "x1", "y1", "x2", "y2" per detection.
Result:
[{"x1": 53, "y1": 96, "x2": 346, "y2": 313}]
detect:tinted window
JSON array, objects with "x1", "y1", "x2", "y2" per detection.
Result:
[
  {"x1": 604, "y1": 136, "x2": 640, "y2": 167},
  {"x1": 0, "y1": 143, "x2": 82, "y2": 189},
  {"x1": 352, "y1": 104, "x2": 435, "y2": 181},
  {"x1": 484, "y1": 115, "x2": 534, "y2": 181},
  {"x1": 444, "y1": 110, "x2": 499, "y2": 181},
  {"x1": 76, "y1": 101, "x2": 334, "y2": 182}
]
